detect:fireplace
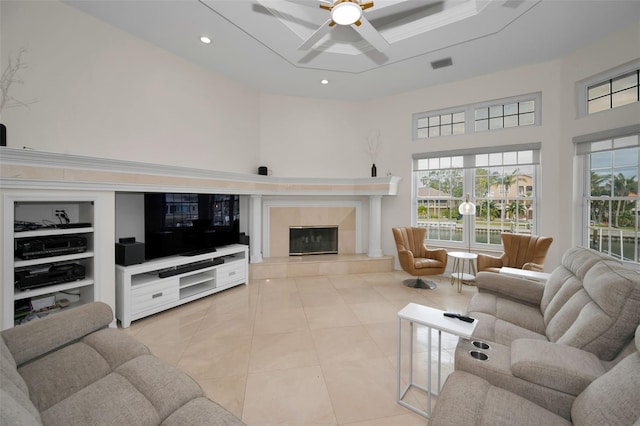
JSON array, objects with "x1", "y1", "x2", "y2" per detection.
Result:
[{"x1": 289, "y1": 226, "x2": 338, "y2": 256}]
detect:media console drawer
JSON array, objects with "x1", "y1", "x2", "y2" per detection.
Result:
[
  {"x1": 217, "y1": 262, "x2": 246, "y2": 286},
  {"x1": 132, "y1": 278, "x2": 179, "y2": 313}
]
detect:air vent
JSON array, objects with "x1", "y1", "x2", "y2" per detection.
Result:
[
  {"x1": 431, "y1": 57, "x2": 453, "y2": 70},
  {"x1": 502, "y1": 0, "x2": 525, "y2": 8}
]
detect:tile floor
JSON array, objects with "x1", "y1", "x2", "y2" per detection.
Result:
[{"x1": 123, "y1": 271, "x2": 476, "y2": 425}]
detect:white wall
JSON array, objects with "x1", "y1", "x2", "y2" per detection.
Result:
[
  {"x1": 2, "y1": 0, "x2": 639, "y2": 271},
  {"x1": 0, "y1": 0, "x2": 260, "y2": 174}
]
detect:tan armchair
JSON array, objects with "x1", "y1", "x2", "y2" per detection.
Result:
[
  {"x1": 477, "y1": 232, "x2": 553, "y2": 273},
  {"x1": 392, "y1": 227, "x2": 448, "y2": 289}
]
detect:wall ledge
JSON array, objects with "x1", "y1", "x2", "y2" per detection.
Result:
[{"x1": 0, "y1": 147, "x2": 401, "y2": 196}]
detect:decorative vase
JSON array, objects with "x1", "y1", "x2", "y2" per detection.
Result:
[
  {"x1": 0, "y1": 123, "x2": 6, "y2": 147},
  {"x1": 371, "y1": 163, "x2": 377, "y2": 177}
]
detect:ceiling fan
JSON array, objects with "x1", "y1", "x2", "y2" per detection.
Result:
[{"x1": 299, "y1": 0, "x2": 390, "y2": 52}]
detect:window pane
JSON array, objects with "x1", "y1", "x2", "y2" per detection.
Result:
[
  {"x1": 489, "y1": 117, "x2": 503, "y2": 129},
  {"x1": 588, "y1": 96, "x2": 611, "y2": 114},
  {"x1": 452, "y1": 123, "x2": 465, "y2": 135},
  {"x1": 429, "y1": 116, "x2": 440, "y2": 126},
  {"x1": 476, "y1": 154, "x2": 488, "y2": 168},
  {"x1": 441, "y1": 114, "x2": 452, "y2": 125},
  {"x1": 489, "y1": 105, "x2": 503, "y2": 118},
  {"x1": 503, "y1": 151, "x2": 517, "y2": 165},
  {"x1": 452, "y1": 112, "x2": 465, "y2": 123},
  {"x1": 504, "y1": 103, "x2": 518, "y2": 115},
  {"x1": 519, "y1": 112, "x2": 535, "y2": 126},
  {"x1": 441, "y1": 125, "x2": 452, "y2": 136},
  {"x1": 504, "y1": 115, "x2": 518, "y2": 128},
  {"x1": 429, "y1": 127, "x2": 440, "y2": 138},
  {"x1": 519, "y1": 100, "x2": 535, "y2": 113},
  {"x1": 613, "y1": 148, "x2": 638, "y2": 168},
  {"x1": 417, "y1": 118, "x2": 429, "y2": 128},
  {"x1": 475, "y1": 119, "x2": 489, "y2": 132},
  {"x1": 441, "y1": 157, "x2": 451, "y2": 168},
  {"x1": 475, "y1": 108, "x2": 488, "y2": 120},
  {"x1": 588, "y1": 81, "x2": 610, "y2": 100},
  {"x1": 451, "y1": 156, "x2": 464, "y2": 168},
  {"x1": 417, "y1": 128, "x2": 429, "y2": 139},
  {"x1": 518, "y1": 150, "x2": 533, "y2": 164},
  {"x1": 612, "y1": 87, "x2": 638, "y2": 108},
  {"x1": 489, "y1": 153, "x2": 502, "y2": 166},
  {"x1": 612, "y1": 72, "x2": 638, "y2": 92}
]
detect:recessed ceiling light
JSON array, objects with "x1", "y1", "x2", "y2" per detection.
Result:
[
  {"x1": 321, "y1": 79, "x2": 329, "y2": 85},
  {"x1": 200, "y1": 36, "x2": 212, "y2": 44}
]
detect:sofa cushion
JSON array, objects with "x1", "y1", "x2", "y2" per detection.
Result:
[
  {"x1": 468, "y1": 293, "x2": 546, "y2": 335},
  {"x1": 547, "y1": 260, "x2": 640, "y2": 360},
  {"x1": 571, "y1": 353, "x2": 640, "y2": 425},
  {"x1": 40, "y1": 372, "x2": 160, "y2": 426},
  {"x1": 18, "y1": 327, "x2": 151, "y2": 412},
  {"x1": 116, "y1": 355, "x2": 204, "y2": 421},
  {"x1": 511, "y1": 339, "x2": 605, "y2": 395},
  {"x1": 429, "y1": 371, "x2": 571, "y2": 426}
]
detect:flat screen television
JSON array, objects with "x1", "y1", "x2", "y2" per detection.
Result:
[{"x1": 144, "y1": 193, "x2": 240, "y2": 260}]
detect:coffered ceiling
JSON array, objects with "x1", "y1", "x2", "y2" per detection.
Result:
[{"x1": 64, "y1": 0, "x2": 640, "y2": 100}]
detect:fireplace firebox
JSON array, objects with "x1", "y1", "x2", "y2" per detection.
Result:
[{"x1": 289, "y1": 226, "x2": 338, "y2": 256}]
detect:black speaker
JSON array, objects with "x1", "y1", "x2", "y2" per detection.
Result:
[
  {"x1": 115, "y1": 240, "x2": 145, "y2": 266},
  {"x1": 258, "y1": 166, "x2": 268, "y2": 175}
]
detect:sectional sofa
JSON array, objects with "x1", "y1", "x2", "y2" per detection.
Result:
[
  {"x1": 431, "y1": 246, "x2": 640, "y2": 423},
  {"x1": 0, "y1": 302, "x2": 244, "y2": 426}
]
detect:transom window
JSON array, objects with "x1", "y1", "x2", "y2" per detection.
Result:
[
  {"x1": 587, "y1": 69, "x2": 639, "y2": 114},
  {"x1": 412, "y1": 93, "x2": 541, "y2": 140},
  {"x1": 474, "y1": 100, "x2": 535, "y2": 132},
  {"x1": 413, "y1": 144, "x2": 540, "y2": 248},
  {"x1": 576, "y1": 131, "x2": 639, "y2": 263},
  {"x1": 416, "y1": 111, "x2": 465, "y2": 138}
]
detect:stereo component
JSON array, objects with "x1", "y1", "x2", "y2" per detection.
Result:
[
  {"x1": 15, "y1": 263, "x2": 86, "y2": 291},
  {"x1": 15, "y1": 236, "x2": 87, "y2": 260}
]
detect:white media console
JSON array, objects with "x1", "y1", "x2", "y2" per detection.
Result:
[{"x1": 115, "y1": 244, "x2": 248, "y2": 328}]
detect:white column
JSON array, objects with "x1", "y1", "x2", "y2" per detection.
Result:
[
  {"x1": 250, "y1": 195, "x2": 263, "y2": 263},
  {"x1": 368, "y1": 195, "x2": 383, "y2": 257}
]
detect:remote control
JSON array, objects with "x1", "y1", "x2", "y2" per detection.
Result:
[{"x1": 443, "y1": 312, "x2": 475, "y2": 323}]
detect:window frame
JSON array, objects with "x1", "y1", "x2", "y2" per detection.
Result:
[
  {"x1": 575, "y1": 125, "x2": 640, "y2": 264},
  {"x1": 412, "y1": 143, "x2": 541, "y2": 250}
]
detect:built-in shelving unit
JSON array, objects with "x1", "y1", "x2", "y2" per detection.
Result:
[
  {"x1": 2, "y1": 196, "x2": 99, "y2": 329},
  {"x1": 115, "y1": 244, "x2": 248, "y2": 328}
]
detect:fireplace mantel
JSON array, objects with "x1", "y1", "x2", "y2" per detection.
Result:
[{"x1": 0, "y1": 147, "x2": 401, "y2": 196}]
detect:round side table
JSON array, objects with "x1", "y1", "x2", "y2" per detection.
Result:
[{"x1": 448, "y1": 251, "x2": 477, "y2": 293}]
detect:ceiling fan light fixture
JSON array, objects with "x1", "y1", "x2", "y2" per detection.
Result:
[{"x1": 331, "y1": 2, "x2": 362, "y2": 26}]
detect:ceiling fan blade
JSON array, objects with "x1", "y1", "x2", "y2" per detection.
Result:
[
  {"x1": 360, "y1": 0, "x2": 374, "y2": 11},
  {"x1": 353, "y1": 16, "x2": 390, "y2": 51},
  {"x1": 298, "y1": 19, "x2": 333, "y2": 50}
]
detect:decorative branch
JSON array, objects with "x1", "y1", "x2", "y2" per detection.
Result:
[
  {"x1": 365, "y1": 129, "x2": 382, "y2": 164},
  {"x1": 0, "y1": 49, "x2": 38, "y2": 113}
]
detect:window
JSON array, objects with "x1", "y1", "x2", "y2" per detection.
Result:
[
  {"x1": 576, "y1": 130, "x2": 640, "y2": 263},
  {"x1": 415, "y1": 111, "x2": 466, "y2": 138},
  {"x1": 413, "y1": 144, "x2": 540, "y2": 248},
  {"x1": 587, "y1": 69, "x2": 639, "y2": 114},
  {"x1": 413, "y1": 93, "x2": 541, "y2": 140},
  {"x1": 474, "y1": 100, "x2": 536, "y2": 132},
  {"x1": 577, "y1": 60, "x2": 640, "y2": 117}
]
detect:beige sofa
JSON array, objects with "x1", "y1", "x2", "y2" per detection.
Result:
[
  {"x1": 430, "y1": 324, "x2": 640, "y2": 425},
  {"x1": 0, "y1": 302, "x2": 244, "y2": 426},
  {"x1": 454, "y1": 246, "x2": 640, "y2": 419}
]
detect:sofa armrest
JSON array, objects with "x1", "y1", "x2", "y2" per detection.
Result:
[
  {"x1": 1, "y1": 302, "x2": 113, "y2": 366},
  {"x1": 522, "y1": 262, "x2": 544, "y2": 272},
  {"x1": 475, "y1": 271, "x2": 545, "y2": 305},
  {"x1": 511, "y1": 339, "x2": 606, "y2": 396}
]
